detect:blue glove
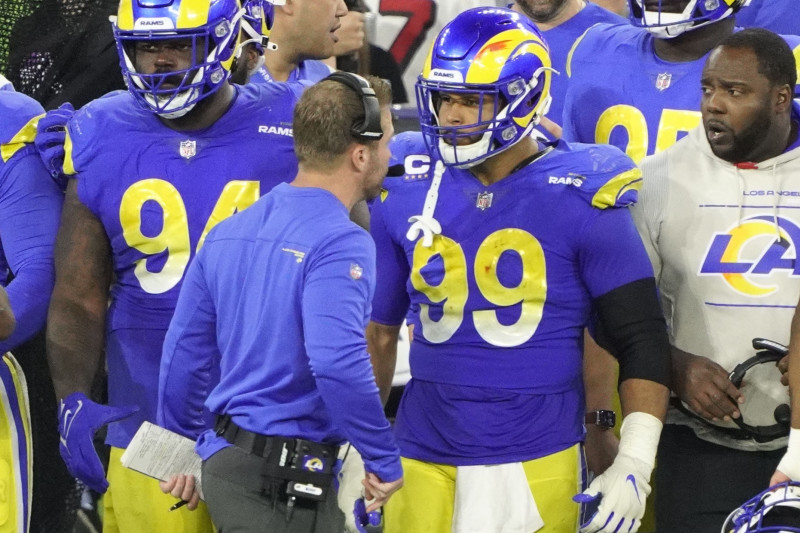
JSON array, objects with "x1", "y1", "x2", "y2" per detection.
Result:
[
  {"x1": 353, "y1": 497, "x2": 382, "y2": 533},
  {"x1": 34, "y1": 102, "x2": 74, "y2": 190},
  {"x1": 58, "y1": 392, "x2": 138, "y2": 493}
]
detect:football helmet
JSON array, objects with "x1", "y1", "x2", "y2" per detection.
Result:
[
  {"x1": 239, "y1": 0, "x2": 281, "y2": 56},
  {"x1": 415, "y1": 7, "x2": 553, "y2": 168},
  {"x1": 723, "y1": 482, "x2": 800, "y2": 532},
  {"x1": 112, "y1": 0, "x2": 245, "y2": 119},
  {"x1": 628, "y1": 0, "x2": 750, "y2": 39}
]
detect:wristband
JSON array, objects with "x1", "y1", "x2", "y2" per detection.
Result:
[
  {"x1": 777, "y1": 427, "x2": 800, "y2": 481},
  {"x1": 618, "y1": 412, "x2": 663, "y2": 473}
]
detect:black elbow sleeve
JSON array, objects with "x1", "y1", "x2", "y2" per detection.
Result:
[{"x1": 592, "y1": 277, "x2": 672, "y2": 388}]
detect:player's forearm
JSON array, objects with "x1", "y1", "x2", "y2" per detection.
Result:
[
  {"x1": 366, "y1": 321, "x2": 400, "y2": 404},
  {"x1": 0, "y1": 264, "x2": 52, "y2": 351},
  {"x1": 619, "y1": 378, "x2": 669, "y2": 421},
  {"x1": 46, "y1": 181, "x2": 111, "y2": 400},
  {"x1": 0, "y1": 287, "x2": 14, "y2": 340},
  {"x1": 788, "y1": 301, "x2": 800, "y2": 429},
  {"x1": 583, "y1": 329, "x2": 618, "y2": 411},
  {"x1": 46, "y1": 290, "x2": 107, "y2": 399}
]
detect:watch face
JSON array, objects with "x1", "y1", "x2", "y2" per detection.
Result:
[{"x1": 586, "y1": 410, "x2": 616, "y2": 430}]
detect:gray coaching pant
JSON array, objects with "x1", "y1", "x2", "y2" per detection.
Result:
[{"x1": 202, "y1": 445, "x2": 345, "y2": 533}]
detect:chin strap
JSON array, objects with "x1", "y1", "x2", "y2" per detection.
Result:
[{"x1": 406, "y1": 160, "x2": 445, "y2": 247}]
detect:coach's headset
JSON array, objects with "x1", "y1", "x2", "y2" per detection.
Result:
[
  {"x1": 727, "y1": 338, "x2": 791, "y2": 442},
  {"x1": 324, "y1": 72, "x2": 384, "y2": 141}
]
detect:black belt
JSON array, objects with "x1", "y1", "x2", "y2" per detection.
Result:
[
  {"x1": 214, "y1": 414, "x2": 297, "y2": 458},
  {"x1": 214, "y1": 415, "x2": 338, "y2": 488},
  {"x1": 215, "y1": 415, "x2": 339, "y2": 510}
]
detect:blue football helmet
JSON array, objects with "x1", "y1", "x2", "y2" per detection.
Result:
[
  {"x1": 112, "y1": 0, "x2": 245, "y2": 118},
  {"x1": 415, "y1": 7, "x2": 553, "y2": 168},
  {"x1": 239, "y1": 0, "x2": 280, "y2": 56},
  {"x1": 723, "y1": 482, "x2": 800, "y2": 532},
  {"x1": 628, "y1": 0, "x2": 750, "y2": 38}
]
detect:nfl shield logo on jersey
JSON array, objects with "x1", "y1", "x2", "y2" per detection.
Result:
[
  {"x1": 350, "y1": 263, "x2": 363, "y2": 280},
  {"x1": 476, "y1": 192, "x2": 493, "y2": 210},
  {"x1": 179, "y1": 140, "x2": 196, "y2": 159},
  {"x1": 655, "y1": 73, "x2": 672, "y2": 91}
]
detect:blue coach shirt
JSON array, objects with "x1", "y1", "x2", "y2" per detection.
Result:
[{"x1": 158, "y1": 183, "x2": 402, "y2": 482}]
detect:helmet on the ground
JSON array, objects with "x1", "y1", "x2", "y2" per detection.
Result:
[{"x1": 723, "y1": 482, "x2": 800, "y2": 532}]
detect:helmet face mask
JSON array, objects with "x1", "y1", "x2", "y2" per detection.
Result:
[
  {"x1": 415, "y1": 7, "x2": 553, "y2": 169},
  {"x1": 113, "y1": 0, "x2": 244, "y2": 118},
  {"x1": 627, "y1": 0, "x2": 749, "y2": 38},
  {"x1": 723, "y1": 482, "x2": 800, "y2": 533}
]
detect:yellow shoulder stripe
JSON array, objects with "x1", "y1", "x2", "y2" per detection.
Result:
[
  {"x1": 63, "y1": 129, "x2": 76, "y2": 177},
  {"x1": 591, "y1": 168, "x2": 642, "y2": 209},
  {"x1": 565, "y1": 24, "x2": 597, "y2": 79},
  {"x1": 0, "y1": 114, "x2": 43, "y2": 163}
]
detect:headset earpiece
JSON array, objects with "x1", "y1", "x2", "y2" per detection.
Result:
[{"x1": 324, "y1": 72, "x2": 383, "y2": 141}]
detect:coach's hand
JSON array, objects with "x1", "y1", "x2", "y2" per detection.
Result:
[
  {"x1": 672, "y1": 347, "x2": 742, "y2": 423},
  {"x1": 58, "y1": 392, "x2": 138, "y2": 493}
]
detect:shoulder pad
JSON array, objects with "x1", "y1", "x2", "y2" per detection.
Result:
[
  {"x1": 384, "y1": 131, "x2": 436, "y2": 189},
  {"x1": 549, "y1": 141, "x2": 642, "y2": 209},
  {"x1": 0, "y1": 91, "x2": 44, "y2": 163},
  {"x1": 62, "y1": 91, "x2": 132, "y2": 176},
  {"x1": 567, "y1": 22, "x2": 645, "y2": 78}
]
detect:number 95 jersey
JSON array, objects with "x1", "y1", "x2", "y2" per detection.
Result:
[
  {"x1": 371, "y1": 132, "x2": 655, "y2": 463},
  {"x1": 562, "y1": 23, "x2": 800, "y2": 165},
  {"x1": 63, "y1": 83, "x2": 305, "y2": 332}
]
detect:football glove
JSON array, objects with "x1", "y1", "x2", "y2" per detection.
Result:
[
  {"x1": 58, "y1": 392, "x2": 138, "y2": 493},
  {"x1": 34, "y1": 102, "x2": 74, "y2": 190},
  {"x1": 574, "y1": 412, "x2": 662, "y2": 533},
  {"x1": 337, "y1": 444, "x2": 382, "y2": 532},
  {"x1": 354, "y1": 497, "x2": 383, "y2": 533}
]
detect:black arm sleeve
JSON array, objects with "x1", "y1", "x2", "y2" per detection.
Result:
[{"x1": 592, "y1": 277, "x2": 672, "y2": 388}]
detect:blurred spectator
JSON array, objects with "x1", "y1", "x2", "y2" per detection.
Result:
[
  {"x1": 3, "y1": 0, "x2": 125, "y2": 110},
  {"x1": 365, "y1": 0, "x2": 499, "y2": 102},
  {"x1": 332, "y1": 0, "x2": 408, "y2": 103}
]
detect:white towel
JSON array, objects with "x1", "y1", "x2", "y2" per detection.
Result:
[{"x1": 452, "y1": 463, "x2": 544, "y2": 533}]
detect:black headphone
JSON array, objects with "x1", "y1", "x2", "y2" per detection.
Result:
[
  {"x1": 726, "y1": 337, "x2": 791, "y2": 443},
  {"x1": 324, "y1": 71, "x2": 383, "y2": 141}
]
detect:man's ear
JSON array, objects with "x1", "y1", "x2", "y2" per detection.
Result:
[
  {"x1": 775, "y1": 84, "x2": 792, "y2": 113},
  {"x1": 246, "y1": 47, "x2": 260, "y2": 71},
  {"x1": 350, "y1": 142, "x2": 369, "y2": 173},
  {"x1": 279, "y1": 0, "x2": 294, "y2": 16}
]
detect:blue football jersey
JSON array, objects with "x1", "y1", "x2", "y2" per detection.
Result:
[
  {"x1": 249, "y1": 59, "x2": 333, "y2": 84},
  {"x1": 371, "y1": 131, "x2": 653, "y2": 464},
  {"x1": 563, "y1": 23, "x2": 800, "y2": 163},
  {"x1": 539, "y1": 3, "x2": 625, "y2": 129},
  {"x1": 736, "y1": 0, "x2": 800, "y2": 35},
  {"x1": 63, "y1": 82, "x2": 307, "y2": 447}
]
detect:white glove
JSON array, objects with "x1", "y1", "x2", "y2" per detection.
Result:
[
  {"x1": 575, "y1": 412, "x2": 662, "y2": 533},
  {"x1": 337, "y1": 444, "x2": 366, "y2": 533}
]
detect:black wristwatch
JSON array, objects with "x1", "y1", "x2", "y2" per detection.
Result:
[{"x1": 585, "y1": 410, "x2": 616, "y2": 430}]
